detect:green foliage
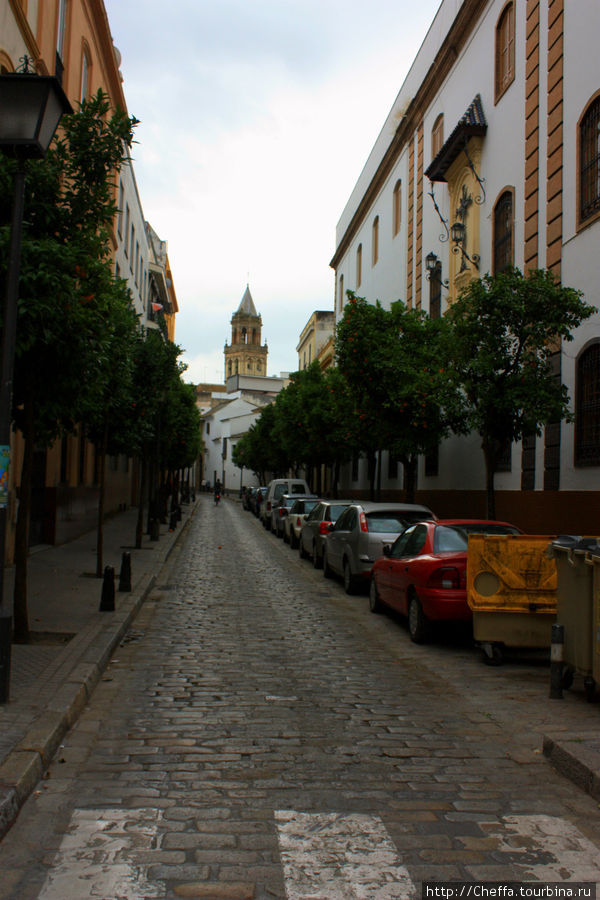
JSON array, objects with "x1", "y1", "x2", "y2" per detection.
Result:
[
  {"x1": 0, "y1": 90, "x2": 139, "y2": 447},
  {"x1": 446, "y1": 267, "x2": 595, "y2": 461},
  {"x1": 335, "y1": 291, "x2": 464, "y2": 496}
]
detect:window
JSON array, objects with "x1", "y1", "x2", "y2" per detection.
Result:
[
  {"x1": 431, "y1": 115, "x2": 444, "y2": 159},
  {"x1": 80, "y1": 48, "x2": 90, "y2": 103},
  {"x1": 338, "y1": 274, "x2": 344, "y2": 313},
  {"x1": 493, "y1": 190, "x2": 514, "y2": 273},
  {"x1": 124, "y1": 204, "x2": 130, "y2": 256},
  {"x1": 575, "y1": 343, "x2": 600, "y2": 466},
  {"x1": 393, "y1": 180, "x2": 402, "y2": 236},
  {"x1": 56, "y1": 0, "x2": 67, "y2": 58},
  {"x1": 429, "y1": 261, "x2": 442, "y2": 319},
  {"x1": 372, "y1": 216, "x2": 379, "y2": 266},
  {"x1": 579, "y1": 96, "x2": 600, "y2": 225},
  {"x1": 117, "y1": 182, "x2": 124, "y2": 236},
  {"x1": 495, "y1": 2, "x2": 515, "y2": 101},
  {"x1": 356, "y1": 243, "x2": 362, "y2": 288}
]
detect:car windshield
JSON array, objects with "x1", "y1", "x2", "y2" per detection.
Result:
[
  {"x1": 291, "y1": 484, "x2": 308, "y2": 493},
  {"x1": 434, "y1": 523, "x2": 521, "y2": 553},
  {"x1": 365, "y1": 513, "x2": 413, "y2": 533},
  {"x1": 302, "y1": 500, "x2": 319, "y2": 513}
]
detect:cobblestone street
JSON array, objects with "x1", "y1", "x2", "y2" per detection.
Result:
[{"x1": 1, "y1": 497, "x2": 599, "y2": 899}]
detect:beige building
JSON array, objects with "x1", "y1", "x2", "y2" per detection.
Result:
[{"x1": 296, "y1": 311, "x2": 335, "y2": 371}]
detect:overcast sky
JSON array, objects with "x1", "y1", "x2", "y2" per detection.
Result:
[{"x1": 103, "y1": 0, "x2": 442, "y2": 384}]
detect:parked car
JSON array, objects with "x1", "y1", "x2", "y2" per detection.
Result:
[
  {"x1": 271, "y1": 493, "x2": 316, "y2": 538},
  {"x1": 322, "y1": 501, "x2": 435, "y2": 594},
  {"x1": 242, "y1": 486, "x2": 255, "y2": 511},
  {"x1": 262, "y1": 478, "x2": 311, "y2": 530},
  {"x1": 252, "y1": 486, "x2": 268, "y2": 518},
  {"x1": 369, "y1": 519, "x2": 522, "y2": 643},
  {"x1": 284, "y1": 496, "x2": 320, "y2": 547},
  {"x1": 299, "y1": 500, "x2": 353, "y2": 567}
]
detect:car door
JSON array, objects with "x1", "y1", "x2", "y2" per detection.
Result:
[
  {"x1": 302, "y1": 503, "x2": 323, "y2": 554},
  {"x1": 382, "y1": 524, "x2": 428, "y2": 613},
  {"x1": 326, "y1": 507, "x2": 356, "y2": 575}
]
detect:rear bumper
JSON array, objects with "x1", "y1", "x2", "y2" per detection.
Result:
[{"x1": 419, "y1": 589, "x2": 471, "y2": 622}]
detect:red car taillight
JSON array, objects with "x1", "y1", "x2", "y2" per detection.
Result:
[
  {"x1": 427, "y1": 566, "x2": 462, "y2": 590},
  {"x1": 319, "y1": 521, "x2": 332, "y2": 535},
  {"x1": 360, "y1": 512, "x2": 368, "y2": 533},
  {"x1": 296, "y1": 517, "x2": 302, "y2": 527}
]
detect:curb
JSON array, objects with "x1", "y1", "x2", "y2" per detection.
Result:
[
  {"x1": 543, "y1": 732, "x2": 600, "y2": 802},
  {"x1": 0, "y1": 505, "x2": 196, "y2": 840}
]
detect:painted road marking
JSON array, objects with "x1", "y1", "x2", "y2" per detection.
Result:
[
  {"x1": 38, "y1": 807, "x2": 164, "y2": 900},
  {"x1": 275, "y1": 810, "x2": 416, "y2": 899},
  {"x1": 483, "y1": 814, "x2": 600, "y2": 882}
]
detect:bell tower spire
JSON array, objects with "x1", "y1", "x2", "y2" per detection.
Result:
[{"x1": 224, "y1": 285, "x2": 268, "y2": 380}]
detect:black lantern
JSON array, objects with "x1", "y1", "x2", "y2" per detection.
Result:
[
  {"x1": 450, "y1": 220, "x2": 465, "y2": 245},
  {"x1": 425, "y1": 251, "x2": 438, "y2": 272},
  {"x1": 0, "y1": 72, "x2": 72, "y2": 159}
]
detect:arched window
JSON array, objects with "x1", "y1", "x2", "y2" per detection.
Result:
[
  {"x1": 80, "y1": 46, "x2": 90, "y2": 102},
  {"x1": 393, "y1": 180, "x2": 402, "y2": 236},
  {"x1": 495, "y1": 2, "x2": 515, "y2": 102},
  {"x1": 579, "y1": 95, "x2": 600, "y2": 226},
  {"x1": 576, "y1": 343, "x2": 600, "y2": 465},
  {"x1": 493, "y1": 189, "x2": 514, "y2": 273},
  {"x1": 356, "y1": 243, "x2": 362, "y2": 288},
  {"x1": 431, "y1": 115, "x2": 444, "y2": 159},
  {"x1": 372, "y1": 216, "x2": 379, "y2": 266}
]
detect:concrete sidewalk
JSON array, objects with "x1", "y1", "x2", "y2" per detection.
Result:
[{"x1": 0, "y1": 499, "x2": 197, "y2": 837}]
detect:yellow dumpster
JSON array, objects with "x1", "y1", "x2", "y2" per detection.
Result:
[{"x1": 467, "y1": 535, "x2": 557, "y2": 664}]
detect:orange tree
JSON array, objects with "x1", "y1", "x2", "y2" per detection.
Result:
[
  {"x1": 446, "y1": 267, "x2": 594, "y2": 518},
  {"x1": 0, "y1": 91, "x2": 137, "y2": 639},
  {"x1": 335, "y1": 292, "x2": 464, "y2": 500}
]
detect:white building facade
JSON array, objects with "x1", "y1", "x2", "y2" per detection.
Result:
[{"x1": 330, "y1": 0, "x2": 600, "y2": 534}]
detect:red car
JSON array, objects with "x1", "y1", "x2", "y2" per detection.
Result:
[{"x1": 369, "y1": 519, "x2": 521, "y2": 643}]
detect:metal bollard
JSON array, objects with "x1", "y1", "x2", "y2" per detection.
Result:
[
  {"x1": 118, "y1": 552, "x2": 132, "y2": 592},
  {"x1": 150, "y1": 518, "x2": 160, "y2": 541},
  {"x1": 549, "y1": 622, "x2": 564, "y2": 698},
  {"x1": 0, "y1": 614, "x2": 12, "y2": 704},
  {"x1": 99, "y1": 565, "x2": 116, "y2": 611},
  {"x1": 169, "y1": 510, "x2": 178, "y2": 531}
]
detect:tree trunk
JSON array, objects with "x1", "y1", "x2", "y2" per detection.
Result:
[
  {"x1": 332, "y1": 460, "x2": 340, "y2": 499},
  {"x1": 403, "y1": 455, "x2": 418, "y2": 503},
  {"x1": 482, "y1": 440, "x2": 496, "y2": 519},
  {"x1": 13, "y1": 399, "x2": 35, "y2": 642},
  {"x1": 367, "y1": 451, "x2": 376, "y2": 500},
  {"x1": 95, "y1": 419, "x2": 108, "y2": 578},
  {"x1": 136, "y1": 454, "x2": 147, "y2": 549}
]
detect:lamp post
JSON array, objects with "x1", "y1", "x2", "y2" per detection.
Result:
[{"x1": 0, "y1": 65, "x2": 72, "y2": 703}]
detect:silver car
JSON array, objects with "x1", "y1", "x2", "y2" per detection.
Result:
[
  {"x1": 322, "y1": 501, "x2": 435, "y2": 594},
  {"x1": 299, "y1": 500, "x2": 353, "y2": 568}
]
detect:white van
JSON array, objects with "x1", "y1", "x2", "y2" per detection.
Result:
[{"x1": 262, "y1": 478, "x2": 311, "y2": 530}]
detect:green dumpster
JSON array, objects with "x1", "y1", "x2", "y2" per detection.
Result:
[{"x1": 551, "y1": 536, "x2": 599, "y2": 701}]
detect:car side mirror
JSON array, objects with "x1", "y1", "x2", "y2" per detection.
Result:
[{"x1": 383, "y1": 544, "x2": 392, "y2": 557}]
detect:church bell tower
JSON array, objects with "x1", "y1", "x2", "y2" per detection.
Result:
[{"x1": 224, "y1": 285, "x2": 268, "y2": 380}]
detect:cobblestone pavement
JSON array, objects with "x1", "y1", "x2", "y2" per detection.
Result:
[{"x1": 1, "y1": 497, "x2": 599, "y2": 899}]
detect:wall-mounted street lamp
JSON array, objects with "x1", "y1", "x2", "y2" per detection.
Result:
[
  {"x1": 450, "y1": 220, "x2": 480, "y2": 271},
  {"x1": 425, "y1": 251, "x2": 449, "y2": 287},
  {"x1": 0, "y1": 62, "x2": 72, "y2": 702}
]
